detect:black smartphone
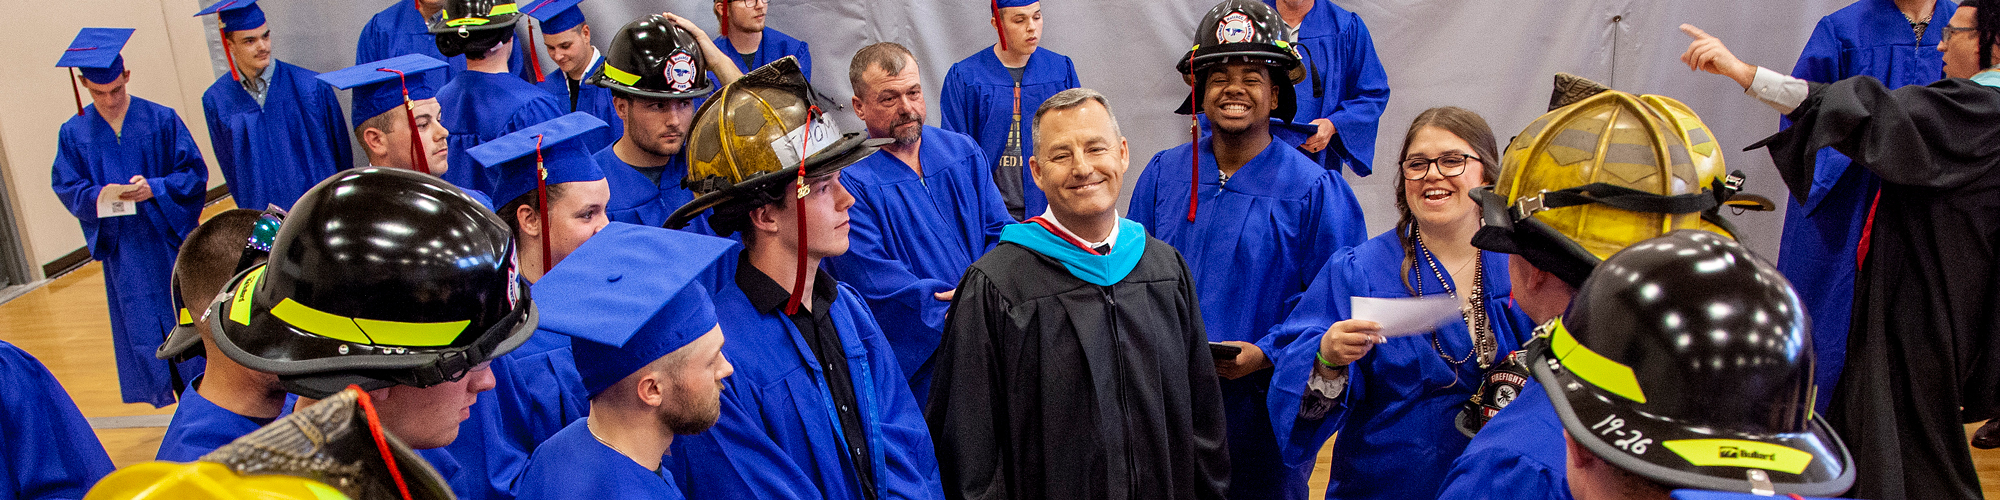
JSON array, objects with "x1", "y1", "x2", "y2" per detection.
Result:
[{"x1": 1209, "y1": 342, "x2": 1243, "y2": 360}]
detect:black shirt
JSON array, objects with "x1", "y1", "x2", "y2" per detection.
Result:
[{"x1": 734, "y1": 255, "x2": 878, "y2": 499}]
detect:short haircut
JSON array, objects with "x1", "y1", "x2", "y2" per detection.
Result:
[
  {"x1": 498, "y1": 183, "x2": 574, "y2": 237},
  {"x1": 354, "y1": 109, "x2": 399, "y2": 145},
  {"x1": 848, "y1": 42, "x2": 915, "y2": 99},
  {"x1": 176, "y1": 209, "x2": 264, "y2": 323},
  {"x1": 1031, "y1": 87, "x2": 1122, "y2": 149}
]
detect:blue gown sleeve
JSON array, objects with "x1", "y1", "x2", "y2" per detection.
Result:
[
  {"x1": 1125, "y1": 150, "x2": 1166, "y2": 230},
  {"x1": 830, "y1": 190, "x2": 957, "y2": 328},
  {"x1": 972, "y1": 148, "x2": 1014, "y2": 248},
  {"x1": 1065, "y1": 58, "x2": 1081, "y2": 88},
  {"x1": 317, "y1": 81, "x2": 356, "y2": 172},
  {"x1": 1251, "y1": 170, "x2": 1366, "y2": 364},
  {"x1": 1265, "y1": 249, "x2": 1366, "y2": 472},
  {"x1": 0, "y1": 343, "x2": 114, "y2": 500},
  {"x1": 1435, "y1": 448, "x2": 1572, "y2": 500},
  {"x1": 1322, "y1": 14, "x2": 1391, "y2": 176},
  {"x1": 938, "y1": 65, "x2": 975, "y2": 138},
  {"x1": 355, "y1": 17, "x2": 387, "y2": 65},
  {"x1": 851, "y1": 295, "x2": 946, "y2": 499},
  {"x1": 664, "y1": 380, "x2": 819, "y2": 500},
  {"x1": 154, "y1": 113, "x2": 211, "y2": 240},
  {"x1": 795, "y1": 40, "x2": 813, "y2": 84},
  {"x1": 49, "y1": 126, "x2": 105, "y2": 223},
  {"x1": 1784, "y1": 20, "x2": 1853, "y2": 202}
]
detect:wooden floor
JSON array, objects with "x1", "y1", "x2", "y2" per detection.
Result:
[{"x1": 5, "y1": 200, "x2": 2000, "y2": 498}]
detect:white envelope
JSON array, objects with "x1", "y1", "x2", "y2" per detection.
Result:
[
  {"x1": 1351, "y1": 295, "x2": 1464, "y2": 338},
  {"x1": 96, "y1": 184, "x2": 140, "y2": 218}
]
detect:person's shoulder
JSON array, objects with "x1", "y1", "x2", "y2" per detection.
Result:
[
  {"x1": 360, "y1": 1, "x2": 405, "y2": 29},
  {"x1": 0, "y1": 341, "x2": 45, "y2": 375},
  {"x1": 764, "y1": 27, "x2": 808, "y2": 47},
  {"x1": 926, "y1": 125, "x2": 982, "y2": 152},
  {"x1": 1032, "y1": 46, "x2": 1076, "y2": 65}
]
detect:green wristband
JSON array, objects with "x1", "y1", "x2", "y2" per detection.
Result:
[{"x1": 1316, "y1": 351, "x2": 1342, "y2": 370}]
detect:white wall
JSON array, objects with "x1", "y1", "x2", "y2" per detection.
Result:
[{"x1": 3, "y1": 0, "x2": 1873, "y2": 272}]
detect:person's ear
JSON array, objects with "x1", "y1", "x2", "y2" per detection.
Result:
[
  {"x1": 515, "y1": 203, "x2": 542, "y2": 238},
  {"x1": 636, "y1": 373, "x2": 666, "y2": 407},
  {"x1": 362, "y1": 127, "x2": 390, "y2": 157},
  {"x1": 748, "y1": 204, "x2": 782, "y2": 237}
]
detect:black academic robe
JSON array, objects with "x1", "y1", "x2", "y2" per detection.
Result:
[
  {"x1": 1752, "y1": 75, "x2": 2000, "y2": 500},
  {"x1": 925, "y1": 236, "x2": 1229, "y2": 500}
]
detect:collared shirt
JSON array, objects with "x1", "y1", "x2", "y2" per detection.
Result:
[
  {"x1": 1037, "y1": 208, "x2": 1119, "y2": 253},
  {"x1": 242, "y1": 61, "x2": 277, "y2": 106},
  {"x1": 734, "y1": 256, "x2": 880, "y2": 500}
]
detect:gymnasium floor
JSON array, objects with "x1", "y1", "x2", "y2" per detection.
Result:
[{"x1": 6, "y1": 201, "x2": 2000, "y2": 498}]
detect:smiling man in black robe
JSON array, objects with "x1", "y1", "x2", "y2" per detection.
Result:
[
  {"x1": 1683, "y1": 9, "x2": 2000, "y2": 499},
  {"x1": 925, "y1": 88, "x2": 1229, "y2": 500}
]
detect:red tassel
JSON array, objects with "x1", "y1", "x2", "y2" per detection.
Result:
[
  {"x1": 720, "y1": 6, "x2": 730, "y2": 44},
  {"x1": 527, "y1": 21, "x2": 546, "y2": 83},
  {"x1": 991, "y1": 0, "x2": 1008, "y2": 52},
  {"x1": 68, "y1": 68, "x2": 84, "y2": 116},
  {"x1": 1186, "y1": 84, "x2": 1199, "y2": 222},
  {"x1": 784, "y1": 106, "x2": 825, "y2": 315},
  {"x1": 378, "y1": 68, "x2": 431, "y2": 175},
  {"x1": 351, "y1": 385, "x2": 417, "y2": 500},
  {"x1": 535, "y1": 134, "x2": 552, "y2": 272},
  {"x1": 220, "y1": 26, "x2": 241, "y2": 82}
]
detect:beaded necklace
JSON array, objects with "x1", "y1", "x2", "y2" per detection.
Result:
[{"x1": 1412, "y1": 227, "x2": 1495, "y2": 369}]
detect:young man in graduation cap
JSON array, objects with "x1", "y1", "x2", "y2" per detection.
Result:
[
  {"x1": 431, "y1": 0, "x2": 565, "y2": 195},
  {"x1": 1271, "y1": 0, "x2": 1390, "y2": 174},
  {"x1": 414, "y1": 112, "x2": 612, "y2": 500},
  {"x1": 316, "y1": 54, "x2": 485, "y2": 205},
  {"x1": 1684, "y1": 13, "x2": 2000, "y2": 498},
  {"x1": 52, "y1": 27, "x2": 210, "y2": 408},
  {"x1": 153, "y1": 208, "x2": 293, "y2": 461},
  {"x1": 927, "y1": 87, "x2": 1229, "y2": 500},
  {"x1": 523, "y1": 0, "x2": 618, "y2": 152},
  {"x1": 1127, "y1": 3, "x2": 1364, "y2": 496},
  {"x1": 655, "y1": 57, "x2": 942, "y2": 500},
  {"x1": 712, "y1": 0, "x2": 813, "y2": 79},
  {"x1": 356, "y1": 0, "x2": 533, "y2": 81},
  {"x1": 939, "y1": 0, "x2": 1080, "y2": 221},
  {"x1": 205, "y1": 167, "x2": 535, "y2": 495},
  {"x1": 831, "y1": 42, "x2": 1015, "y2": 403},
  {"x1": 515, "y1": 221, "x2": 740, "y2": 500},
  {"x1": 195, "y1": 0, "x2": 352, "y2": 212},
  {"x1": 591, "y1": 13, "x2": 741, "y2": 230}
]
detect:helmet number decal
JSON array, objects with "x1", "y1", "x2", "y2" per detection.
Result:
[
  {"x1": 1591, "y1": 414, "x2": 1653, "y2": 454},
  {"x1": 668, "y1": 52, "x2": 696, "y2": 93},
  {"x1": 1217, "y1": 12, "x2": 1254, "y2": 43}
]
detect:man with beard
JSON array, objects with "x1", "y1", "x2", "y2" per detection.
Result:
[
  {"x1": 712, "y1": 0, "x2": 813, "y2": 79},
  {"x1": 524, "y1": 0, "x2": 619, "y2": 152},
  {"x1": 940, "y1": 0, "x2": 1080, "y2": 220},
  {"x1": 514, "y1": 224, "x2": 738, "y2": 500},
  {"x1": 317, "y1": 55, "x2": 490, "y2": 208},
  {"x1": 659, "y1": 58, "x2": 941, "y2": 500},
  {"x1": 591, "y1": 13, "x2": 741, "y2": 231},
  {"x1": 1128, "y1": 3, "x2": 1364, "y2": 497},
  {"x1": 829, "y1": 42, "x2": 1014, "y2": 403},
  {"x1": 928, "y1": 88, "x2": 1229, "y2": 500},
  {"x1": 195, "y1": 0, "x2": 351, "y2": 212}
]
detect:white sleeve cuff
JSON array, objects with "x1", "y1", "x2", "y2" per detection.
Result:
[{"x1": 1747, "y1": 66, "x2": 1810, "y2": 114}]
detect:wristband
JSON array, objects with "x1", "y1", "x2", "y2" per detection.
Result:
[{"x1": 1316, "y1": 351, "x2": 1342, "y2": 370}]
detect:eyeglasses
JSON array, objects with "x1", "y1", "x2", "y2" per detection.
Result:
[
  {"x1": 1944, "y1": 26, "x2": 1976, "y2": 40},
  {"x1": 730, "y1": 0, "x2": 768, "y2": 5},
  {"x1": 1400, "y1": 153, "x2": 1481, "y2": 180}
]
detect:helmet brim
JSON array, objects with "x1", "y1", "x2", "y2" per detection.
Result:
[
  {"x1": 426, "y1": 13, "x2": 520, "y2": 34},
  {"x1": 590, "y1": 76, "x2": 715, "y2": 101},
  {"x1": 665, "y1": 133, "x2": 890, "y2": 230},
  {"x1": 1532, "y1": 343, "x2": 1855, "y2": 496}
]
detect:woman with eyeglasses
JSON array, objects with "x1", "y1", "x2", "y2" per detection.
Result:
[{"x1": 1261, "y1": 106, "x2": 1537, "y2": 500}]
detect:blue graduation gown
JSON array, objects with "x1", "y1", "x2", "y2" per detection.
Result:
[
  {"x1": 593, "y1": 147, "x2": 711, "y2": 234},
  {"x1": 51, "y1": 98, "x2": 208, "y2": 408},
  {"x1": 355, "y1": 0, "x2": 534, "y2": 81},
  {"x1": 938, "y1": 47, "x2": 1081, "y2": 220},
  {"x1": 821, "y1": 126, "x2": 1013, "y2": 402},
  {"x1": 1273, "y1": 0, "x2": 1390, "y2": 175},
  {"x1": 1434, "y1": 381, "x2": 1573, "y2": 500},
  {"x1": 201, "y1": 61, "x2": 352, "y2": 211},
  {"x1": 1779, "y1": 0, "x2": 1953, "y2": 413},
  {"x1": 666, "y1": 281, "x2": 942, "y2": 500},
  {"x1": 517, "y1": 420, "x2": 685, "y2": 500},
  {"x1": 0, "y1": 341, "x2": 114, "y2": 500},
  {"x1": 715, "y1": 28, "x2": 813, "y2": 81},
  {"x1": 436, "y1": 71, "x2": 565, "y2": 195},
  {"x1": 1264, "y1": 230, "x2": 1536, "y2": 500},
  {"x1": 1128, "y1": 138, "x2": 1365, "y2": 500},
  {"x1": 535, "y1": 55, "x2": 620, "y2": 153},
  {"x1": 155, "y1": 380, "x2": 277, "y2": 462}
]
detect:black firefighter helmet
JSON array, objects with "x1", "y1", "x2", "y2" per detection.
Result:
[
  {"x1": 1174, "y1": 0, "x2": 1303, "y2": 121},
  {"x1": 207, "y1": 168, "x2": 536, "y2": 399},
  {"x1": 1534, "y1": 230, "x2": 1852, "y2": 496},
  {"x1": 429, "y1": 0, "x2": 522, "y2": 57},
  {"x1": 587, "y1": 13, "x2": 715, "y2": 100}
]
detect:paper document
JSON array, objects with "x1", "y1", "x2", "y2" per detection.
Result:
[
  {"x1": 1351, "y1": 295, "x2": 1464, "y2": 338},
  {"x1": 96, "y1": 184, "x2": 140, "y2": 218}
]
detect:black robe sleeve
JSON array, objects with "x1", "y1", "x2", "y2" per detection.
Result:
[
  {"x1": 927, "y1": 266, "x2": 1010, "y2": 500},
  {"x1": 1173, "y1": 252, "x2": 1232, "y2": 500},
  {"x1": 1752, "y1": 76, "x2": 2000, "y2": 200}
]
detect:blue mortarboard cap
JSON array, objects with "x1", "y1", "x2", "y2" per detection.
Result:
[
  {"x1": 60, "y1": 28, "x2": 135, "y2": 84},
  {"x1": 194, "y1": 0, "x2": 266, "y2": 32},
  {"x1": 995, "y1": 0, "x2": 1037, "y2": 8},
  {"x1": 530, "y1": 223, "x2": 739, "y2": 397},
  {"x1": 523, "y1": 0, "x2": 586, "y2": 34},
  {"x1": 316, "y1": 54, "x2": 449, "y2": 127},
  {"x1": 473, "y1": 112, "x2": 609, "y2": 206}
]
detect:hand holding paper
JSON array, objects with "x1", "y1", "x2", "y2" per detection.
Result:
[{"x1": 1351, "y1": 295, "x2": 1464, "y2": 338}]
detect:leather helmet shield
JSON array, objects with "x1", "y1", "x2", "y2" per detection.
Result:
[{"x1": 1533, "y1": 230, "x2": 1853, "y2": 496}]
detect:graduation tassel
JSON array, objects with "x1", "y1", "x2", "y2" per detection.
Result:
[
  {"x1": 719, "y1": 5, "x2": 729, "y2": 44},
  {"x1": 220, "y1": 26, "x2": 241, "y2": 81},
  {"x1": 524, "y1": 17, "x2": 545, "y2": 83},
  {"x1": 378, "y1": 67, "x2": 431, "y2": 175},
  {"x1": 351, "y1": 385, "x2": 418, "y2": 500},
  {"x1": 784, "y1": 106, "x2": 824, "y2": 315},
  {"x1": 991, "y1": 0, "x2": 1007, "y2": 52},
  {"x1": 67, "y1": 68, "x2": 84, "y2": 116},
  {"x1": 534, "y1": 134, "x2": 553, "y2": 273},
  {"x1": 1186, "y1": 83, "x2": 1199, "y2": 222}
]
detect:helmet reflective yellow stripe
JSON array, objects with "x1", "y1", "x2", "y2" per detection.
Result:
[
  {"x1": 601, "y1": 63, "x2": 642, "y2": 86},
  {"x1": 1545, "y1": 317, "x2": 1647, "y2": 404},
  {"x1": 269, "y1": 298, "x2": 471, "y2": 347},
  {"x1": 84, "y1": 461, "x2": 355, "y2": 500},
  {"x1": 1660, "y1": 439, "x2": 1815, "y2": 474}
]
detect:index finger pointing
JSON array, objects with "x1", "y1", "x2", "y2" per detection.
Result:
[{"x1": 1680, "y1": 24, "x2": 1710, "y2": 40}]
